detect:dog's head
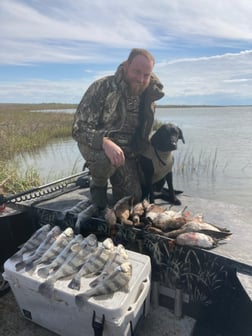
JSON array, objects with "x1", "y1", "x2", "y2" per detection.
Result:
[{"x1": 151, "y1": 123, "x2": 185, "y2": 152}]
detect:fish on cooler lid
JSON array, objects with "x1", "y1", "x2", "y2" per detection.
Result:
[
  {"x1": 75, "y1": 261, "x2": 132, "y2": 307},
  {"x1": 68, "y1": 237, "x2": 115, "y2": 290},
  {"x1": 15, "y1": 226, "x2": 61, "y2": 272},
  {"x1": 10, "y1": 224, "x2": 51, "y2": 262},
  {"x1": 89, "y1": 244, "x2": 129, "y2": 288},
  {"x1": 38, "y1": 233, "x2": 98, "y2": 299},
  {"x1": 37, "y1": 234, "x2": 83, "y2": 279},
  {"x1": 25, "y1": 227, "x2": 75, "y2": 273}
]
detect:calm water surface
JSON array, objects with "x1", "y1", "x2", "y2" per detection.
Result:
[{"x1": 14, "y1": 106, "x2": 252, "y2": 208}]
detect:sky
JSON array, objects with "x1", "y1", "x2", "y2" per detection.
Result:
[{"x1": 1, "y1": 0, "x2": 252, "y2": 105}]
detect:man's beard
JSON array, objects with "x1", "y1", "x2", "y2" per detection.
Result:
[
  {"x1": 128, "y1": 82, "x2": 148, "y2": 96},
  {"x1": 124, "y1": 76, "x2": 149, "y2": 96}
]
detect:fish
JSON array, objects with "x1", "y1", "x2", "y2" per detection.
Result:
[
  {"x1": 38, "y1": 233, "x2": 98, "y2": 299},
  {"x1": 10, "y1": 224, "x2": 51, "y2": 262},
  {"x1": 166, "y1": 220, "x2": 232, "y2": 239},
  {"x1": 89, "y1": 244, "x2": 129, "y2": 288},
  {"x1": 175, "y1": 232, "x2": 218, "y2": 249},
  {"x1": 75, "y1": 261, "x2": 132, "y2": 307},
  {"x1": 37, "y1": 234, "x2": 83, "y2": 279},
  {"x1": 68, "y1": 238, "x2": 115, "y2": 290},
  {"x1": 25, "y1": 227, "x2": 74, "y2": 273},
  {"x1": 15, "y1": 226, "x2": 61, "y2": 272}
]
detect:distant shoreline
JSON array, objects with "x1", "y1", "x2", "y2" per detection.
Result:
[{"x1": 0, "y1": 102, "x2": 251, "y2": 109}]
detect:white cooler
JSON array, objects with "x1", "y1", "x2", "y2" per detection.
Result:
[{"x1": 4, "y1": 249, "x2": 151, "y2": 336}]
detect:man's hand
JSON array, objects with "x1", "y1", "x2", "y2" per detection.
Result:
[{"x1": 102, "y1": 137, "x2": 125, "y2": 167}]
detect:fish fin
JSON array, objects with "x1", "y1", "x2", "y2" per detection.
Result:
[
  {"x1": 68, "y1": 278, "x2": 81, "y2": 291},
  {"x1": 38, "y1": 280, "x2": 54, "y2": 299},
  {"x1": 15, "y1": 261, "x2": 25, "y2": 271},
  {"x1": 37, "y1": 266, "x2": 50, "y2": 278},
  {"x1": 75, "y1": 293, "x2": 87, "y2": 308}
]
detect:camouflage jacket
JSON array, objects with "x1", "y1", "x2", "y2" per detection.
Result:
[{"x1": 72, "y1": 63, "x2": 164, "y2": 153}]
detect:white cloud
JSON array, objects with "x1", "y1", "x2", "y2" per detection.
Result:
[{"x1": 1, "y1": 0, "x2": 252, "y2": 104}]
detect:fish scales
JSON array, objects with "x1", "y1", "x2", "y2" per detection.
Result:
[
  {"x1": 68, "y1": 238, "x2": 114, "y2": 290},
  {"x1": 15, "y1": 226, "x2": 61, "y2": 271},
  {"x1": 37, "y1": 234, "x2": 83, "y2": 278},
  {"x1": 33, "y1": 227, "x2": 74, "y2": 268},
  {"x1": 89, "y1": 244, "x2": 128, "y2": 288},
  {"x1": 38, "y1": 234, "x2": 98, "y2": 298},
  {"x1": 10, "y1": 224, "x2": 51, "y2": 261},
  {"x1": 75, "y1": 262, "x2": 132, "y2": 306}
]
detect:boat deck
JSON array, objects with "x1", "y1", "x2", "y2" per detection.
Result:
[{"x1": 2, "y1": 187, "x2": 252, "y2": 335}]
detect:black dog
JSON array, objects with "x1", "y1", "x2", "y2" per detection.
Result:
[{"x1": 140, "y1": 123, "x2": 185, "y2": 205}]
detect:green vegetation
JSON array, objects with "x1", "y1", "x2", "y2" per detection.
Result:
[
  {"x1": 0, "y1": 103, "x2": 75, "y2": 194},
  {"x1": 0, "y1": 104, "x2": 75, "y2": 161}
]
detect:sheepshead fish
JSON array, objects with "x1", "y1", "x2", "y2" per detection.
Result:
[
  {"x1": 15, "y1": 226, "x2": 61, "y2": 271},
  {"x1": 10, "y1": 224, "x2": 51, "y2": 262},
  {"x1": 38, "y1": 233, "x2": 98, "y2": 298},
  {"x1": 25, "y1": 227, "x2": 74, "y2": 273},
  {"x1": 89, "y1": 244, "x2": 128, "y2": 288},
  {"x1": 37, "y1": 234, "x2": 83, "y2": 279},
  {"x1": 75, "y1": 261, "x2": 132, "y2": 307},
  {"x1": 68, "y1": 238, "x2": 115, "y2": 290},
  {"x1": 175, "y1": 232, "x2": 218, "y2": 249}
]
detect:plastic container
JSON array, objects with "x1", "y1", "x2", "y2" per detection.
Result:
[{"x1": 4, "y1": 249, "x2": 151, "y2": 336}]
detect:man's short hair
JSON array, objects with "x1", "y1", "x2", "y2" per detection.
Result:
[{"x1": 127, "y1": 48, "x2": 155, "y2": 65}]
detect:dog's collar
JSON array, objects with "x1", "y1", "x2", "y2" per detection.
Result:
[{"x1": 154, "y1": 148, "x2": 166, "y2": 166}]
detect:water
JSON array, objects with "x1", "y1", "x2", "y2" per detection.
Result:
[{"x1": 14, "y1": 106, "x2": 252, "y2": 208}]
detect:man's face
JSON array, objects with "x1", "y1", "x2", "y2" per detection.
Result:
[{"x1": 124, "y1": 55, "x2": 154, "y2": 96}]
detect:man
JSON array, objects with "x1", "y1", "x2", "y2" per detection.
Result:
[{"x1": 72, "y1": 48, "x2": 164, "y2": 211}]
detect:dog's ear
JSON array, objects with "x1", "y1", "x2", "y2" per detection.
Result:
[{"x1": 178, "y1": 127, "x2": 185, "y2": 143}]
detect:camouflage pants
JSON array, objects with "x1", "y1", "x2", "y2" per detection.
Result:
[{"x1": 78, "y1": 143, "x2": 142, "y2": 204}]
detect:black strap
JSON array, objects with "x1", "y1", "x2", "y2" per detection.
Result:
[{"x1": 92, "y1": 311, "x2": 105, "y2": 336}]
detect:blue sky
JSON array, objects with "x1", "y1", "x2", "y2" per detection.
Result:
[{"x1": 1, "y1": 0, "x2": 252, "y2": 105}]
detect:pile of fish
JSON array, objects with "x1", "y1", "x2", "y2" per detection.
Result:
[
  {"x1": 10, "y1": 225, "x2": 132, "y2": 304},
  {"x1": 104, "y1": 196, "x2": 232, "y2": 249}
]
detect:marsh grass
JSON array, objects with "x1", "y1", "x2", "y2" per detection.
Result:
[
  {"x1": 0, "y1": 103, "x2": 75, "y2": 161},
  {"x1": 0, "y1": 103, "x2": 75, "y2": 194},
  {"x1": 174, "y1": 148, "x2": 218, "y2": 178}
]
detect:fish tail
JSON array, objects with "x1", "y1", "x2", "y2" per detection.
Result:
[
  {"x1": 68, "y1": 277, "x2": 81, "y2": 290},
  {"x1": 75, "y1": 293, "x2": 88, "y2": 308},
  {"x1": 37, "y1": 266, "x2": 50, "y2": 278},
  {"x1": 38, "y1": 280, "x2": 54, "y2": 298}
]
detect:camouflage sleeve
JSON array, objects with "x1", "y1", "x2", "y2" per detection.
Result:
[{"x1": 72, "y1": 78, "x2": 108, "y2": 149}]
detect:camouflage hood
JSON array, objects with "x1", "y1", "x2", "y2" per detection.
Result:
[{"x1": 72, "y1": 63, "x2": 164, "y2": 152}]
